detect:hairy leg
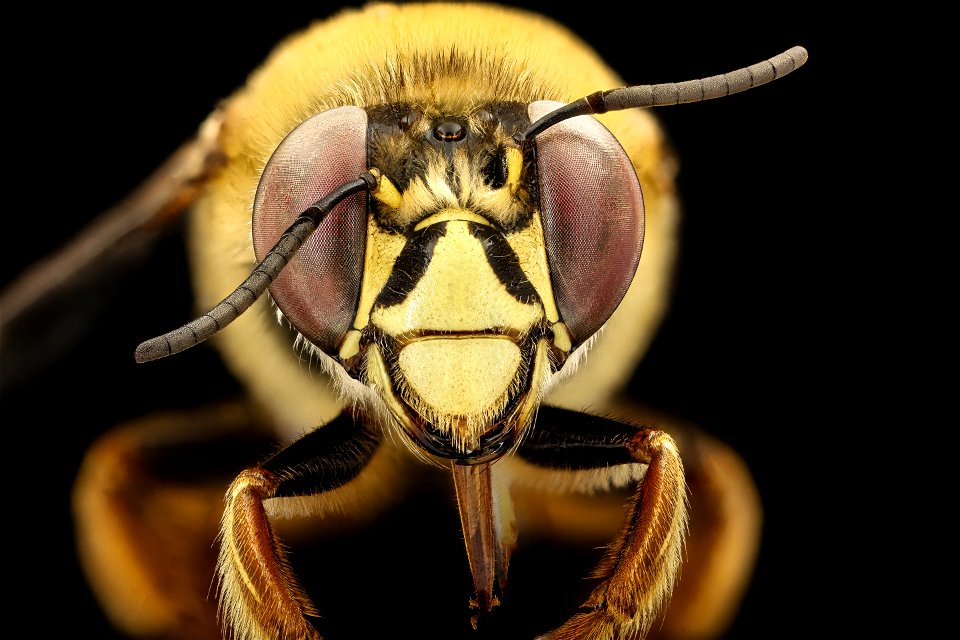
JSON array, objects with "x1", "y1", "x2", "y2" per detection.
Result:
[
  {"x1": 513, "y1": 407, "x2": 688, "y2": 640},
  {"x1": 507, "y1": 403, "x2": 762, "y2": 639}
]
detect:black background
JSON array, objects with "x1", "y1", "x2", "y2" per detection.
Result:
[{"x1": 2, "y1": 4, "x2": 852, "y2": 638}]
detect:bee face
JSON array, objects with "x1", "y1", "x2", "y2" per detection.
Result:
[
  {"x1": 248, "y1": 95, "x2": 645, "y2": 460},
  {"x1": 191, "y1": 4, "x2": 668, "y2": 458}
]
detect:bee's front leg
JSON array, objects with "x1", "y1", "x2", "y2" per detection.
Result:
[
  {"x1": 217, "y1": 413, "x2": 385, "y2": 640},
  {"x1": 517, "y1": 407, "x2": 688, "y2": 640}
]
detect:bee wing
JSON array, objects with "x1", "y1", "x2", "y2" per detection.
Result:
[{"x1": 0, "y1": 109, "x2": 224, "y2": 391}]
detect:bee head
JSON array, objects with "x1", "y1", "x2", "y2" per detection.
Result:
[
  {"x1": 137, "y1": 46, "x2": 807, "y2": 463},
  {"x1": 247, "y1": 97, "x2": 644, "y2": 463}
]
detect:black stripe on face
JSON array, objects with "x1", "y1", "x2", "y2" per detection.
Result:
[
  {"x1": 469, "y1": 223, "x2": 539, "y2": 304},
  {"x1": 375, "y1": 222, "x2": 447, "y2": 308}
]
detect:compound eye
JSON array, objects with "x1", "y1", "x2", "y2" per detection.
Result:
[
  {"x1": 252, "y1": 106, "x2": 368, "y2": 355},
  {"x1": 529, "y1": 100, "x2": 644, "y2": 347}
]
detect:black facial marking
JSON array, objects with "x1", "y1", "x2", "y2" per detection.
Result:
[
  {"x1": 374, "y1": 222, "x2": 447, "y2": 308},
  {"x1": 469, "y1": 223, "x2": 539, "y2": 304},
  {"x1": 481, "y1": 145, "x2": 508, "y2": 190}
]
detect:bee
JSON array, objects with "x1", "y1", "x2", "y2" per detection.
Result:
[{"x1": 1, "y1": 3, "x2": 808, "y2": 639}]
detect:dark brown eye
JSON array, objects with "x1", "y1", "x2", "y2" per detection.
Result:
[
  {"x1": 529, "y1": 100, "x2": 644, "y2": 347},
  {"x1": 252, "y1": 106, "x2": 369, "y2": 355},
  {"x1": 433, "y1": 121, "x2": 465, "y2": 141}
]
